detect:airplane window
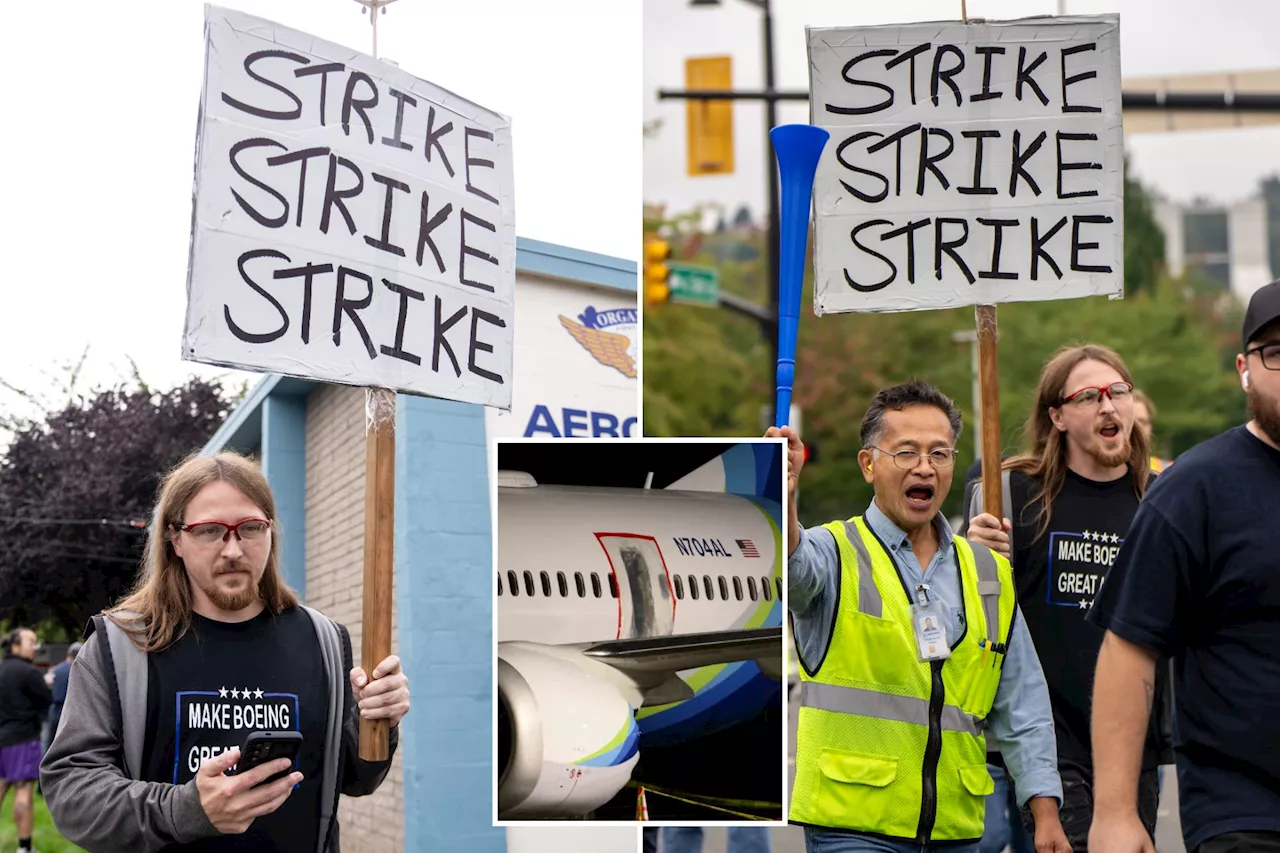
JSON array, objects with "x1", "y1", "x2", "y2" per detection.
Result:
[
  {"x1": 747, "y1": 576, "x2": 758, "y2": 601},
  {"x1": 775, "y1": 577, "x2": 783, "y2": 601},
  {"x1": 575, "y1": 572, "x2": 586, "y2": 598},
  {"x1": 733, "y1": 576, "x2": 743, "y2": 601},
  {"x1": 608, "y1": 573, "x2": 619, "y2": 598},
  {"x1": 688, "y1": 574, "x2": 699, "y2": 600},
  {"x1": 540, "y1": 571, "x2": 552, "y2": 598},
  {"x1": 591, "y1": 573, "x2": 603, "y2": 598},
  {"x1": 497, "y1": 573, "x2": 503, "y2": 596},
  {"x1": 718, "y1": 576, "x2": 729, "y2": 600},
  {"x1": 523, "y1": 571, "x2": 535, "y2": 597},
  {"x1": 761, "y1": 576, "x2": 771, "y2": 601},
  {"x1": 557, "y1": 571, "x2": 569, "y2": 598},
  {"x1": 703, "y1": 575, "x2": 714, "y2": 600},
  {"x1": 507, "y1": 570, "x2": 519, "y2": 597},
  {"x1": 674, "y1": 575, "x2": 684, "y2": 600}
]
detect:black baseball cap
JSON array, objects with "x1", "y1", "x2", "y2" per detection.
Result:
[{"x1": 1243, "y1": 280, "x2": 1280, "y2": 348}]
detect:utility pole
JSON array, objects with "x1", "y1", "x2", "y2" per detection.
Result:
[{"x1": 352, "y1": 0, "x2": 400, "y2": 61}]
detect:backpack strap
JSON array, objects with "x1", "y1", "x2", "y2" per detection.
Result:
[
  {"x1": 301, "y1": 605, "x2": 344, "y2": 853},
  {"x1": 83, "y1": 613, "x2": 148, "y2": 780}
]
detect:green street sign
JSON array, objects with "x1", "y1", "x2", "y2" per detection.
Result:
[{"x1": 668, "y1": 262, "x2": 720, "y2": 306}]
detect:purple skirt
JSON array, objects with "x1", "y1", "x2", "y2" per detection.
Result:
[{"x1": 0, "y1": 738, "x2": 41, "y2": 781}]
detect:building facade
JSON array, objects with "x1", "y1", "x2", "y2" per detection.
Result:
[{"x1": 201, "y1": 238, "x2": 639, "y2": 853}]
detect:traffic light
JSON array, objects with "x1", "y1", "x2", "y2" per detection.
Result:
[
  {"x1": 644, "y1": 234, "x2": 671, "y2": 305},
  {"x1": 803, "y1": 440, "x2": 818, "y2": 465}
]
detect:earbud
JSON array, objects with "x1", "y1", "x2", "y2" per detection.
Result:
[
  {"x1": 1242, "y1": 370, "x2": 1251, "y2": 392},
  {"x1": 867, "y1": 463, "x2": 874, "y2": 474}
]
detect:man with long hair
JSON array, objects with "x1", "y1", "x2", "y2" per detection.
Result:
[
  {"x1": 770, "y1": 380, "x2": 1069, "y2": 853},
  {"x1": 965, "y1": 344, "x2": 1167, "y2": 852},
  {"x1": 1089, "y1": 281, "x2": 1280, "y2": 853},
  {"x1": 0, "y1": 627, "x2": 50, "y2": 853},
  {"x1": 40, "y1": 452, "x2": 410, "y2": 852}
]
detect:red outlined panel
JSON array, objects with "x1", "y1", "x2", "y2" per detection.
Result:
[{"x1": 592, "y1": 532, "x2": 677, "y2": 640}]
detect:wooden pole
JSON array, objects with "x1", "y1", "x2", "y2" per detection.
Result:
[
  {"x1": 360, "y1": 387, "x2": 395, "y2": 761},
  {"x1": 975, "y1": 305, "x2": 1004, "y2": 518}
]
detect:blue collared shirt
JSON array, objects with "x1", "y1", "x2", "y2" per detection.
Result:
[{"x1": 789, "y1": 499, "x2": 1062, "y2": 806}]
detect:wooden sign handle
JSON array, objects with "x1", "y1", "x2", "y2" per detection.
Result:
[
  {"x1": 359, "y1": 387, "x2": 396, "y2": 762},
  {"x1": 975, "y1": 304, "x2": 1004, "y2": 519}
]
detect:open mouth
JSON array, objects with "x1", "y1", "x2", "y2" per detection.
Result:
[
  {"x1": 904, "y1": 484, "x2": 935, "y2": 509},
  {"x1": 1099, "y1": 424, "x2": 1121, "y2": 439}
]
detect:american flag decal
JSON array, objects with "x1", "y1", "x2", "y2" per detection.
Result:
[{"x1": 737, "y1": 539, "x2": 760, "y2": 558}]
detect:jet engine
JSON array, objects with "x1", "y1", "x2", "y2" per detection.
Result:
[{"x1": 497, "y1": 642, "x2": 641, "y2": 819}]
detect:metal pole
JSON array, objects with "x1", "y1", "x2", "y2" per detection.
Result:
[{"x1": 762, "y1": 0, "x2": 780, "y2": 370}]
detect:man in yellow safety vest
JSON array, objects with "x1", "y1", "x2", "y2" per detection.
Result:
[{"x1": 767, "y1": 380, "x2": 1069, "y2": 853}]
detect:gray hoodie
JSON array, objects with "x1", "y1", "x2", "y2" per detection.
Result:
[{"x1": 39, "y1": 607, "x2": 398, "y2": 853}]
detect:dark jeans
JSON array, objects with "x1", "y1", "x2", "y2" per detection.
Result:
[
  {"x1": 1021, "y1": 764, "x2": 1159, "y2": 853},
  {"x1": 1196, "y1": 832, "x2": 1280, "y2": 853}
]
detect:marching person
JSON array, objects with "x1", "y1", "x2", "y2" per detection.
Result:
[
  {"x1": 43, "y1": 642, "x2": 80, "y2": 756},
  {"x1": 770, "y1": 379, "x2": 1068, "y2": 853},
  {"x1": 965, "y1": 344, "x2": 1168, "y2": 852},
  {"x1": 1089, "y1": 280, "x2": 1280, "y2": 853},
  {"x1": 41, "y1": 451, "x2": 411, "y2": 853},
  {"x1": 0, "y1": 627, "x2": 51, "y2": 853},
  {"x1": 1131, "y1": 390, "x2": 1172, "y2": 472}
]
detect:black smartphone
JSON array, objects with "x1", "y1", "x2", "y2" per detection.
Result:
[{"x1": 234, "y1": 731, "x2": 302, "y2": 785}]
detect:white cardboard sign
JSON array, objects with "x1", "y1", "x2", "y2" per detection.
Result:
[
  {"x1": 184, "y1": 5, "x2": 516, "y2": 409},
  {"x1": 807, "y1": 15, "x2": 1122, "y2": 315}
]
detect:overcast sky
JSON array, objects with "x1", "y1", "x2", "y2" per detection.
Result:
[
  {"x1": 643, "y1": 0, "x2": 1280, "y2": 220},
  {"x1": 0, "y1": 0, "x2": 640, "y2": 420}
]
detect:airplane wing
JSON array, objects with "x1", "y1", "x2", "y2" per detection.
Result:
[{"x1": 582, "y1": 627, "x2": 782, "y2": 705}]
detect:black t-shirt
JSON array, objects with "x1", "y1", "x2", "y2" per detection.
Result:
[
  {"x1": 140, "y1": 608, "x2": 327, "y2": 853},
  {"x1": 1089, "y1": 426, "x2": 1280, "y2": 849},
  {"x1": 965, "y1": 466, "x2": 1167, "y2": 772}
]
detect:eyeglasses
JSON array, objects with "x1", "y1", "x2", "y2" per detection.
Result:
[
  {"x1": 1245, "y1": 342, "x2": 1280, "y2": 371},
  {"x1": 1058, "y1": 381, "x2": 1133, "y2": 407},
  {"x1": 174, "y1": 518, "x2": 272, "y2": 546},
  {"x1": 867, "y1": 447, "x2": 957, "y2": 469}
]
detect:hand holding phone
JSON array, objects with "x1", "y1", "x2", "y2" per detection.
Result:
[{"x1": 234, "y1": 731, "x2": 303, "y2": 787}]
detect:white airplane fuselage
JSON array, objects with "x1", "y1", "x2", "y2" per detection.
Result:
[{"x1": 496, "y1": 482, "x2": 783, "y2": 819}]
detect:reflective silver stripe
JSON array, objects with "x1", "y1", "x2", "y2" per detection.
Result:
[
  {"x1": 969, "y1": 544, "x2": 1001, "y2": 643},
  {"x1": 801, "y1": 681, "x2": 980, "y2": 737},
  {"x1": 840, "y1": 520, "x2": 882, "y2": 618}
]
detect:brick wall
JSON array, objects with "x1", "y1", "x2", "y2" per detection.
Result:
[{"x1": 305, "y1": 384, "x2": 404, "y2": 853}]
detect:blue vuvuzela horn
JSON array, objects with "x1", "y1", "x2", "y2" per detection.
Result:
[{"x1": 770, "y1": 124, "x2": 830, "y2": 429}]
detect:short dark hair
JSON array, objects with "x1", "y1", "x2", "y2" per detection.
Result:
[{"x1": 859, "y1": 380, "x2": 963, "y2": 448}]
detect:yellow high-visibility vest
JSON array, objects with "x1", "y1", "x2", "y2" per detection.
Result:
[{"x1": 789, "y1": 516, "x2": 1017, "y2": 841}]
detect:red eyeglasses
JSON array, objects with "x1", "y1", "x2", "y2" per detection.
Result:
[
  {"x1": 1058, "y1": 382, "x2": 1134, "y2": 407},
  {"x1": 173, "y1": 518, "x2": 272, "y2": 546}
]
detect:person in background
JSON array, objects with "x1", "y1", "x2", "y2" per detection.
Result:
[
  {"x1": 773, "y1": 380, "x2": 1068, "y2": 853},
  {"x1": 966, "y1": 344, "x2": 1168, "y2": 853},
  {"x1": 661, "y1": 826, "x2": 770, "y2": 853},
  {"x1": 1132, "y1": 390, "x2": 1172, "y2": 472},
  {"x1": 1089, "y1": 280, "x2": 1280, "y2": 853},
  {"x1": 0, "y1": 627, "x2": 52, "y2": 853},
  {"x1": 42, "y1": 642, "x2": 80, "y2": 756}
]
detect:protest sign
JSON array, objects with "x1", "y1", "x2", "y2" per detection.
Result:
[
  {"x1": 184, "y1": 5, "x2": 516, "y2": 410},
  {"x1": 807, "y1": 15, "x2": 1122, "y2": 315}
]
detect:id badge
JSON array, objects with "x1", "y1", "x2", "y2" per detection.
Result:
[{"x1": 910, "y1": 598, "x2": 951, "y2": 662}]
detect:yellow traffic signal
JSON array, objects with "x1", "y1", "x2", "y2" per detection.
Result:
[{"x1": 644, "y1": 234, "x2": 671, "y2": 305}]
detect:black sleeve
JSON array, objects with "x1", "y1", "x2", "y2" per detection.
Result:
[
  {"x1": 26, "y1": 665, "x2": 53, "y2": 712},
  {"x1": 1087, "y1": 500, "x2": 1197, "y2": 658},
  {"x1": 335, "y1": 621, "x2": 399, "y2": 797}
]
